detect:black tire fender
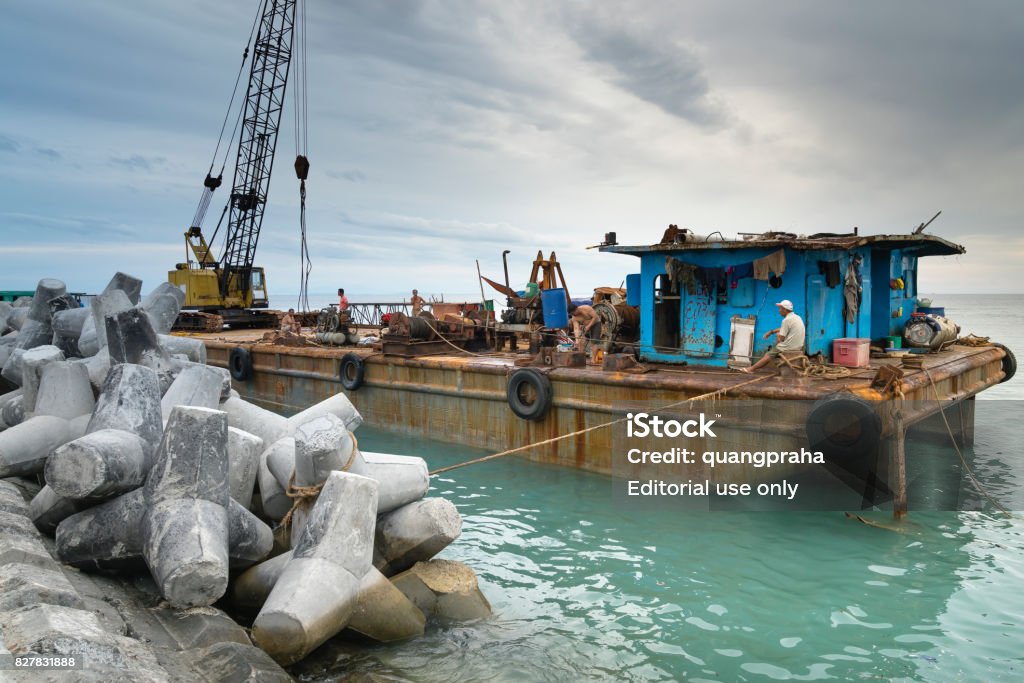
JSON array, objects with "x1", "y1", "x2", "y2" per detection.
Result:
[
  {"x1": 805, "y1": 393, "x2": 882, "y2": 462},
  {"x1": 339, "y1": 353, "x2": 365, "y2": 391},
  {"x1": 994, "y1": 343, "x2": 1016, "y2": 384},
  {"x1": 228, "y1": 346, "x2": 253, "y2": 382},
  {"x1": 506, "y1": 368, "x2": 553, "y2": 421}
]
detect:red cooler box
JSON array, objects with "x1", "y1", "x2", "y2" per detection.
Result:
[{"x1": 832, "y1": 338, "x2": 871, "y2": 368}]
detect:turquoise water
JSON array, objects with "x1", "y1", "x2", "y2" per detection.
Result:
[{"x1": 291, "y1": 294, "x2": 1022, "y2": 682}]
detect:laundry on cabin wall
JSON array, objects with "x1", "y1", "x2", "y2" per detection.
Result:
[
  {"x1": 753, "y1": 249, "x2": 787, "y2": 281},
  {"x1": 818, "y1": 260, "x2": 841, "y2": 288},
  {"x1": 664, "y1": 256, "x2": 697, "y2": 291},
  {"x1": 694, "y1": 266, "x2": 725, "y2": 301},
  {"x1": 843, "y1": 254, "x2": 864, "y2": 323},
  {"x1": 727, "y1": 262, "x2": 754, "y2": 289}
]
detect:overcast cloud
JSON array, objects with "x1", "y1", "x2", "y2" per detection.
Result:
[{"x1": 1, "y1": 0, "x2": 1021, "y2": 298}]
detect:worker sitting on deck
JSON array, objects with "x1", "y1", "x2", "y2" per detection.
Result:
[
  {"x1": 281, "y1": 308, "x2": 301, "y2": 335},
  {"x1": 568, "y1": 303, "x2": 602, "y2": 351},
  {"x1": 410, "y1": 289, "x2": 425, "y2": 316},
  {"x1": 740, "y1": 300, "x2": 806, "y2": 373}
]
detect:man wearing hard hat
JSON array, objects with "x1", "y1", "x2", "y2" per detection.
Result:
[{"x1": 740, "y1": 299, "x2": 806, "y2": 373}]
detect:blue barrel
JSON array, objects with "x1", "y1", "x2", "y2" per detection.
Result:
[
  {"x1": 541, "y1": 288, "x2": 569, "y2": 329},
  {"x1": 625, "y1": 274, "x2": 641, "y2": 307}
]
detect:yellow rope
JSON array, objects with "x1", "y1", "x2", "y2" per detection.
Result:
[
  {"x1": 279, "y1": 431, "x2": 360, "y2": 529},
  {"x1": 922, "y1": 368, "x2": 1011, "y2": 518},
  {"x1": 428, "y1": 374, "x2": 773, "y2": 475}
]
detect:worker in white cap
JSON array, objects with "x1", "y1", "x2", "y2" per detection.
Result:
[{"x1": 740, "y1": 299, "x2": 806, "y2": 373}]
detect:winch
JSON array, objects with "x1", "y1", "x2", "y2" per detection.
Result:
[{"x1": 903, "y1": 313, "x2": 959, "y2": 349}]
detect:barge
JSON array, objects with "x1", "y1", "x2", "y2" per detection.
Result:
[{"x1": 191, "y1": 229, "x2": 1014, "y2": 509}]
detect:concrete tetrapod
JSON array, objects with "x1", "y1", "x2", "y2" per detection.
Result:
[
  {"x1": 360, "y1": 451, "x2": 430, "y2": 514},
  {"x1": 142, "y1": 406, "x2": 230, "y2": 608},
  {"x1": 390, "y1": 559, "x2": 492, "y2": 621},
  {"x1": 55, "y1": 489, "x2": 272, "y2": 571},
  {"x1": 0, "y1": 415, "x2": 84, "y2": 478},
  {"x1": 0, "y1": 388, "x2": 23, "y2": 429},
  {"x1": 29, "y1": 485, "x2": 89, "y2": 535},
  {"x1": 18, "y1": 345, "x2": 65, "y2": 413},
  {"x1": 31, "y1": 360, "x2": 95, "y2": 420},
  {"x1": 287, "y1": 392, "x2": 363, "y2": 434},
  {"x1": 80, "y1": 287, "x2": 134, "y2": 356},
  {"x1": 160, "y1": 364, "x2": 224, "y2": 421},
  {"x1": 258, "y1": 439, "x2": 294, "y2": 522},
  {"x1": 88, "y1": 363, "x2": 163, "y2": 463},
  {"x1": 142, "y1": 281, "x2": 185, "y2": 335},
  {"x1": 158, "y1": 334, "x2": 207, "y2": 365},
  {"x1": 44, "y1": 429, "x2": 149, "y2": 499},
  {"x1": 221, "y1": 395, "x2": 289, "y2": 449},
  {"x1": 252, "y1": 470, "x2": 379, "y2": 665},
  {"x1": 228, "y1": 427, "x2": 263, "y2": 509},
  {"x1": 374, "y1": 498, "x2": 463, "y2": 576}
]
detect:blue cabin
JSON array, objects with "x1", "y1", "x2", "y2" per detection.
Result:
[{"x1": 601, "y1": 230, "x2": 964, "y2": 367}]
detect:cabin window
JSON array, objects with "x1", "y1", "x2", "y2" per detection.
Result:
[{"x1": 653, "y1": 274, "x2": 681, "y2": 351}]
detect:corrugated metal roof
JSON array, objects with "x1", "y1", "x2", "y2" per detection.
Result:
[{"x1": 600, "y1": 232, "x2": 965, "y2": 257}]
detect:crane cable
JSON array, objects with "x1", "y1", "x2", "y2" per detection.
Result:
[
  {"x1": 294, "y1": 0, "x2": 312, "y2": 313},
  {"x1": 190, "y1": 8, "x2": 263, "y2": 232}
]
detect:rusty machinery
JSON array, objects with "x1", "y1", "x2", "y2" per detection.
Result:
[
  {"x1": 481, "y1": 250, "x2": 571, "y2": 327},
  {"x1": 314, "y1": 305, "x2": 357, "y2": 345},
  {"x1": 382, "y1": 310, "x2": 489, "y2": 356},
  {"x1": 591, "y1": 287, "x2": 640, "y2": 352}
]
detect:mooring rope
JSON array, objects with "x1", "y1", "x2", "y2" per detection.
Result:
[
  {"x1": 429, "y1": 374, "x2": 773, "y2": 475},
  {"x1": 922, "y1": 368, "x2": 1011, "y2": 518}
]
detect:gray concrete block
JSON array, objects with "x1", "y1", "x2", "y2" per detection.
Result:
[
  {"x1": 0, "y1": 415, "x2": 76, "y2": 478},
  {"x1": 0, "y1": 562, "x2": 85, "y2": 612},
  {"x1": 0, "y1": 388, "x2": 23, "y2": 429},
  {"x1": 231, "y1": 550, "x2": 292, "y2": 613},
  {"x1": 1, "y1": 393, "x2": 24, "y2": 428},
  {"x1": 294, "y1": 413, "x2": 363, "y2": 487},
  {"x1": 227, "y1": 428, "x2": 262, "y2": 510},
  {"x1": 143, "y1": 406, "x2": 230, "y2": 608},
  {"x1": 32, "y1": 361, "x2": 95, "y2": 420},
  {"x1": 157, "y1": 334, "x2": 207, "y2": 365},
  {"x1": 29, "y1": 485, "x2": 90, "y2": 535},
  {"x1": 189, "y1": 641, "x2": 293, "y2": 683},
  {"x1": 45, "y1": 429, "x2": 149, "y2": 499},
  {"x1": 346, "y1": 566, "x2": 425, "y2": 642},
  {"x1": 360, "y1": 451, "x2": 430, "y2": 514},
  {"x1": 374, "y1": 498, "x2": 462, "y2": 576},
  {"x1": 258, "y1": 443, "x2": 292, "y2": 522},
  {"x1": 221, "y1": 395, "x2": 288, "y2": 451},
  {"x1": 264, "y1": 437, "x2": 296, "y2": 492},
  {"x1": 287, "y1": 392, "x2": 363, "y2": 433},
  {"x1": 252, "y1": 471, "x2": 379, "y2": 665},
  {"x1": 87, "y1": 363, "x2": 163, "y2": 464},
  {"x1": 390, "y1": 559, "x2": 491, "y2": 622},
  {"x1": 18, "y1": 345, "x2": 65, "y2": 413}
]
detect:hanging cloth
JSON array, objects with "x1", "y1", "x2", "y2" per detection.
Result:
[
  {"x1": 753, "y1": 249, "x2": 787, "y2": 281},
  {"x1": 843, "y1": 255, "x2": 863, "y2": 323}
]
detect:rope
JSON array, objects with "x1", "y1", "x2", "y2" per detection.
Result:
[
  {"x1": 922, "y1": 368, "x2": 1011, "y2": 518},
  {"x1": 429, "y1": 374, "x2": 772, "y2": 475},
  {"x1": 777, "y1": 353, "x2": 853, "y2": 379},
  {"x1": 278, "y1": 431, "x2": 360, "y2": 530}
]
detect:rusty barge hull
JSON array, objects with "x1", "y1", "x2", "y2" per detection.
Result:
[{"x1": 198, "y1": 333, "x2": 1006, "y2": 476}]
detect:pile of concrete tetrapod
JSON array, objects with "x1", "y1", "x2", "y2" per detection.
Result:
[{"x1": 0, "y1": 275, "x2": 490, "y2": 670}]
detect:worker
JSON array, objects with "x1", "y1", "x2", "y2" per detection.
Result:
[
  {"x1": 337, "y1": 288, "x2": 349, "y2": 312},
  {"x1": 567, "y1": 302, "x2": 601, "y2": 351},
  {"x1": 281, "y1": 308, "x2": 301, "y2": 335},
  {"x1": 740, "y1": 299, "x2": 806, "y2": 373},
  {"x1": 410, "y1": 289, "x2": 425, "y2": 316}
]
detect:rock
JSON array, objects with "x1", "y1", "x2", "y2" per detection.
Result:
[
  {"x1": 190, "y1": 641, "x2": 293, "y2": 683},
  {"x1": 0, "y1": 562, "x2": 84, "y2": 612},
  {"x1": 87, "y1": 363, "x2": 163, "y2": 463},
  {"x1": 45, "y1": 429, "x2": 149, "y2": 499},
  {"x1": 251, "y1": 471, "x2": 378, "y2": 665},
  {"x1": 227, "y1": 427, "x2": 262, "y2": 509},
  {"x1": 287, "y1": 392, "x2": 363, "y2": 434},
  {"x1": 346, "y1": 566, "x2": 426, "y2": 642},
  {"x1": 160, "y1": 364, "x2": 223, "y2": 421},
  {"x1": 374, "y1": 498, "x2": 462, "y2": 576},
  {"x1": 390, "y1": 559, "x2": 491, "y2": 621},
  {"x1": 142, "y1": 406, "x2": 230, "y2": 607},
  {"x1": 31, "y1": 361, "x2": 95, "y2": 420}
]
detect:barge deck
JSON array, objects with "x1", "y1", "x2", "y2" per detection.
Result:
[{"x1": 193, "y1": 330, "x2": 1006, "y2": 476}]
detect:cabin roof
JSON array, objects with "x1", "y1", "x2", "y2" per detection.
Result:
[{"x1": 600, "y1": 232, "x2": 965, "y2": 258}]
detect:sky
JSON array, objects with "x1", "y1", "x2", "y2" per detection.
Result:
[{"x1": 1, "y1": 0, "x2": 1022, "y2": 300}]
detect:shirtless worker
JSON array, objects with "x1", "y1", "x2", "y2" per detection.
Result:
[
  {"x1": 280, "y1": 308, "x2": 301, "y2": 335},
  {"x1": 410, "y1": 289, "x2": 425, "y2": 316},
  {"x1": 567, "y1": 302, "x2": 601, "y2": 351},
  {"x1": 740, "y1": 299, "x2": 806, "y2": 372}
]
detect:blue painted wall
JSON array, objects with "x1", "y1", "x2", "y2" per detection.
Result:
[{"x1": 626, "y1": 244, "x2": 906, "y2": 366}]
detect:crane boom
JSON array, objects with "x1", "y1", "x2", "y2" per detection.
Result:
[{"x1": 220, "y1": 0, "x2": 297, "y2": 299}]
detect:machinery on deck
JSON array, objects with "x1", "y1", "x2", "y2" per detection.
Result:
[{"x1": 170, "y1": 0, "x2": 307, "y2": 331}]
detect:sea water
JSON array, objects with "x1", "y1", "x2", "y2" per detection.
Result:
[{"x1": 290, "y1": 294, "x2": 1022, "y2": 682}]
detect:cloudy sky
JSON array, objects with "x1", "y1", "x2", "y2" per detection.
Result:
[{"x1": 2, "y1": 0, "x2": 1022, "y2": 300}]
